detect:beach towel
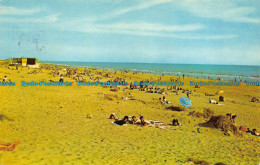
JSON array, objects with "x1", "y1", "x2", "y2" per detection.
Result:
[{"x1": 111, "y1": 122, "x2": 127, "y2": 126}]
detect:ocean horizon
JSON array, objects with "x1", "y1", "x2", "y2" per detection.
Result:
[{"x1": 42, "y1": 61, "x2": 260, "y2": 81}]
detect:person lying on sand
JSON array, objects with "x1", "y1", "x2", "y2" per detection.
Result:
[
  {"x1": 226, "y1": 113, "x2": 237, "y2": 123},
  {"x1": 128, "y1": 116, "x2": 140, "y2": 125},
  {"x1": 109, "y1": 113, "x2": 119, "y2": 120},
  {"x1": 209, "y1": 99, "x2": 218, "y2": 104},
  {"x1": 140, "y1": 116, "x2": 151, "y2": 126},
  {"x1": 0, "y1": 141, "x2": 20, "y2": 151},
  {"x1": 114, "y1": 116, "x2": 129, "y2": 126},
  {"x1": 239, "y1": 126, "x2": 247, "y2": 132},
  {"x1": 246, "y1": 128, "x2": 252, "y2": 133},
  {"x1": 251, "y1": 97, "x2": 259, "y2": 103},
  {"x1": 251, "y1": 129, "x2": 260, "y2": 136}
]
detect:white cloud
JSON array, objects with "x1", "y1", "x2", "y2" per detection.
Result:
[
  {"x1": 56, "y1": 21, "x2": 236, "y2": 40},
  {"x1": 85, "y1": 0, "x2": 173, "y2": 22},
  {"x1": 83, "y1": 22, "x2": 205, "y2": 32},
  {"x1": 0, "y1": 14, "x2": 60, "y2": 23},
  {"x1": 176, "y1": 0, "x2": 260, "y2": 23},
  {"x1": 0, "y1": 5, "x2": 41, "y2": 15}
]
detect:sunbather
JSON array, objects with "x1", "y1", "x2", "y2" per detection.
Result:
[
  {"x1": 129, "y1": 116, "x2": 140, "y2": 124},
  {"x1": 0, "y1": 141, "x2": 20, "y2": 151},
  {"x1": 209, "y1": 99, "x2": 218, "y2": 104},
  {"x1": 252, "y1": 129, "x2": 260, "y2": 136},
  {"x1": 246, "y1": 128, "x2": 251, "y2": 133},
  {"x1": 114, "y1": 116, "x2": 129, "y2": 126},
  {"x1": 140, "y1": 116, "x2": 150, "y2": 126},
  {"x1": 109, "y1": 113, "x2": 118, "y2": 120}
]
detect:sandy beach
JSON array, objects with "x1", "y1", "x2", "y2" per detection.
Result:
[{"x1": 0, "y1": 60, "x2": 259, "y2": 165}]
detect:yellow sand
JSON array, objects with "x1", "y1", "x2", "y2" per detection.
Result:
[{"x1": 0, "y1": 61, "x2": 259, "y2": 165}]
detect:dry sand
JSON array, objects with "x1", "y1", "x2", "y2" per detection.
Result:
[{"x1": 0, "y1": 61, "x2": 259, "y2": 165}]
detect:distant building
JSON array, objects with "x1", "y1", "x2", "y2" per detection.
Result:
[{"x1": 11, "y1": 57, "x2": 39, "y2": 68}]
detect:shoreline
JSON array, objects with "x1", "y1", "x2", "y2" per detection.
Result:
[{"x1": 41, "y1": 61, "x2": 260, "y2": 82}]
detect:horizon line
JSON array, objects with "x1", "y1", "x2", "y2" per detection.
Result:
[{"x1": 41, "y1": 60, "x2": 260, "y2": 67}]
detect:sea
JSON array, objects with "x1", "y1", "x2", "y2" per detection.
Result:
[{"x1": 42, "y1": 61, "x2": 260, "y2": 82}]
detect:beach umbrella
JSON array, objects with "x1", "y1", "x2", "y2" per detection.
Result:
[{"x1": 179, "y1": 96, "x2": 192, "y2": 108}]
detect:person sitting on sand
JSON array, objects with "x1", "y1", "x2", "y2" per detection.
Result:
[
  {"x1": 114, "y1": 116, "x2": 129, "y2": 126},
  {"x1": 160, "y1": 97, "x2": 170, "y2": 105},
  {"x1": 163, "y1": 96, "x2": 166, "y2": 102},
  {"x1": 140, "y1": 116, "x2": 150, "y2": 126},
  {"x1": 172, "y1": 119, "x2": 180, "y2": 126},
  {"x1": 219, "y1": 96, "x2": 225, "y2": 102},
  {"x1": 251, "y1": 129, "x2": 260, "y2": 136},
  {"x1": 0, "y1": 141, "x2": 20, "y2": 151},
  {"x1": 226, "y1": 113, "x2": 237, "y2": 123},
  {"x1": 3, "y1": 76, "x2": 7, "y2": 82},
  {"x1": 59, "y1": 75, "x2": 64, "y2": 83}
]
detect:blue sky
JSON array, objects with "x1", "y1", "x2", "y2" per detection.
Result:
[{"x1": 0, "y1": 0, "x2": 259, "y2": 65}]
